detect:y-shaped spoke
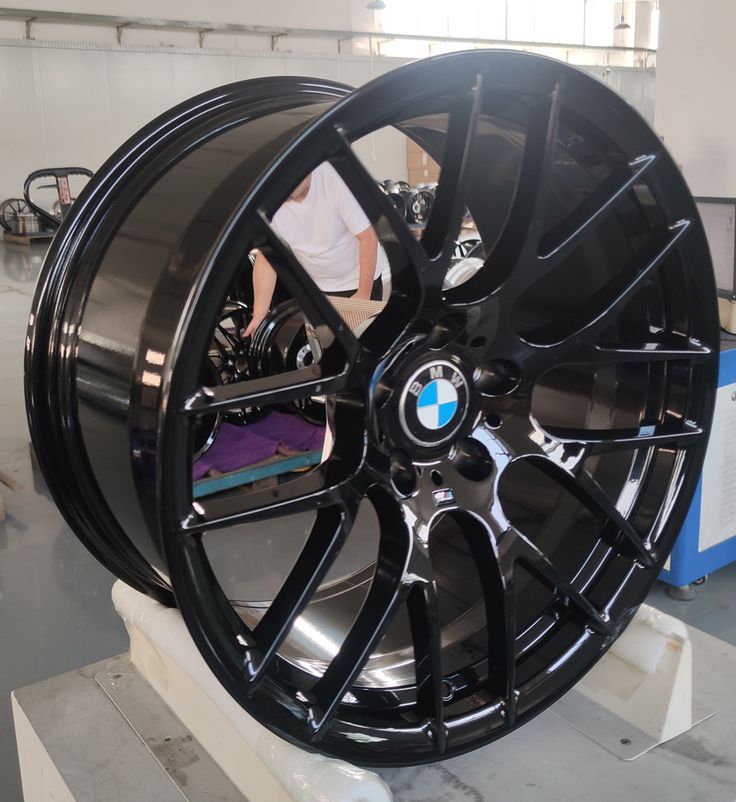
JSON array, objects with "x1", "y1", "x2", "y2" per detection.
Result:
[
  {"x1": 306, "y1": 492, "x2": 413, "y2": 740},
  {"x1": 525, "y1": 219, "x2": 692, "y2": 348},
  {"x1": 523, "y1": 455, "x2": 654, "y2": 567},
  {"x1": 539, "y1": 154, "x2": 656, "y2": 260},
  {"x1": 504, "y1": 525, "x2": 615, "y2": 637},
  {"x1": 405, "y1": 548, "x2": 447, "y2": 752},
  {"x1": 449, "y1": 76, "x2": 563, "y2": 302},
  {"x1": 184, "y1": 363, "x2": 345, "y2": 415},
  {"x1": 247, "y1": 504, "x2": 356, "y2": 688},
  {"x1": 327, "y1": 128, "x2": 428, "y2": 354},
  {"x1": 562, "y1": 336, "x2": 713, "y2": 366},
  {"x1": 463, "y1": 520, "x2": 518, "y2": 724},
  {"x1": 181, "y1": 470, "x2": 340, "y2": 532},
  {"x1": 420, "y1": 73, "x2": 483, "y2": 264}
]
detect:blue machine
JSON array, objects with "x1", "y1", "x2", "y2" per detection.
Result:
[{"x1": 660, "y1": 338, "x2": 736, "y2": 587}]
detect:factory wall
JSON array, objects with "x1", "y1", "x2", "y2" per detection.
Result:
[
  {"x1": 0, "y1": 0, "x2": 655, "y2": 206},
  {"x1": 0, "y1": 42, "x2": 411, "y2": 205},
  {"x1": 655, "y1": 0, "x2": 736, "y2": 197}
]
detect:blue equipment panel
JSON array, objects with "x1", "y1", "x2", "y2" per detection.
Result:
[{"x1": 660, "y1": 339, "x2": 736, "y2": 586}]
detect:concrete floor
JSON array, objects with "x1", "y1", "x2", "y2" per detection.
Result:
[
  {"x1": 0, "y1": 241, "x2": 129, "y2": 801},
  {"x1": 0, "y1": 239, "x2": 734, "y2": 801}
]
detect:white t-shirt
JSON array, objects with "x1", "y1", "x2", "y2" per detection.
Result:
[{"x1": 271, "y1": 162, "x2": 380, "y2": 293}]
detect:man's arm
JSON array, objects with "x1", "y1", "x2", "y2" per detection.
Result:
[
  {"x1": 352, "y1": 225, "x2": 378, "y2": 300},
  {"x1": 243, "y1": 251, "x2": 277, "y2": 337}
]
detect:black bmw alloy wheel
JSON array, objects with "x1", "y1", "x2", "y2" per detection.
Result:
[{"x1": 26, "y1": 51, "x2": 718, "y2": 765}]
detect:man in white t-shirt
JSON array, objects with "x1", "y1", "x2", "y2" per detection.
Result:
[{"x1": 243, "y1": 162, "x2": 381, "y2": 337}]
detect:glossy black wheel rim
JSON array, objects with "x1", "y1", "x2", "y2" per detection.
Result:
[{"x1": 26, "y1": 51, "x2": 718, "y2": 766}]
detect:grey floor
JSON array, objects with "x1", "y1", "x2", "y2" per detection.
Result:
[
  {"x1": 0, "y1": 242, "x2": 128, "y2": 801},
  {"x1": 0, "y1": 239, "x2": 734, "y2": 801}
]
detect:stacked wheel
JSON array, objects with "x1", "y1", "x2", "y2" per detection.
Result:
[{"x1": 26, "y1": 51, "x2": 718, "y2": 766}]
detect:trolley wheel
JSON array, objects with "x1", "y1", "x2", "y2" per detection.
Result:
[{"x1": 0, "y1": 198, "x2": 30, "y2": 232}]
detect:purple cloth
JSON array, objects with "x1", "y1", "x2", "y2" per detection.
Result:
[
  {"x1": 243, "y1": 410, "x2": 326, "y2": 453},
  {"x1": 193, "y1": 412, "x2": 325, "y2": 480}
]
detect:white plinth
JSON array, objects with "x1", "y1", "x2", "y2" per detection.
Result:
[
  {"x1": 554, "y1": 603, "x2": 713, "y2": 759},
  {"x1": 13, "y1": 586, "x2": 736, "y2": 802},
  {"x1": 111, "y1": 580, "x2": 392, "y2": 802}
]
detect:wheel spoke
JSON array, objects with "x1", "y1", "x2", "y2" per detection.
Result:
[
  {"x1": 536, "y1": 153, "x2": 657, "y2": 267},
  {"x1": 524, "y1": 456, "x2": 653, "y2": 567},
  {"x1": 451, "y1": 78, "x2": 563, "y2": 302},
  {"x1": 572, "y1": 468, "x2": 654, "y2": 566},
  {"x1": 328, "y1": 129, "x2": 429, "y2": 281},
  {"x1": 181, "y1": 470, "x2": 344, "y2": 532},
  {"x1": 534, "y1": 219, "x2": 691, "y2": 347},
  {"x1": 462, "y1": 521, "x2": 518, "y2": 724},
  {"x1": 544, "y1": 420, "x2": 704, "y2": 455},
  {"x1": 179, "y1": 532, "x2": 256, "y2": 656},
  {"x1": 257, "y1": 216, "x2": 360, "y2": 360},
  {"x1": 565, "y1": 336, "x2": 713, "y2": 366},
  {"x1": 306, "y1": 491, "x2": 412, "y2": 740},
  {"x1": 510, "y1": 528, "x2": 615, "y2": 637},
  {"x1": 406, "y1": 554, "x2": 447, "y2": 752},
  {"x1": 216, "y1": 323, "x2": 241, "y2": 351},
  {"x1": 420, "y1": 73, "x2": 483, "y2": 263},
  {"x1": 211, "y1": 331, "x2": 232, "y2": 364},
  {"x1": 248, "y1": 505, "x2": 355, "y2": 687},
  {"x1": 327, "y1": 128, "x2": 427, "y2": 352},
  {"x1": 183, "y1": 364, "x2": 346, "y2": 415}
]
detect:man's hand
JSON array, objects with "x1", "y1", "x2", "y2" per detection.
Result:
[
  {"x1": 243, "y1": 311, "x2": 265, "y2": 338},
  {"x1": 245, "y1": 251, "x2": 278, "y2": 338}
]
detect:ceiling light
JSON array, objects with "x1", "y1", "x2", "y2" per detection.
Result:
[
  {"x1": 615, "y1": 13, "x2": 631, "y2": 30},
  {"x1": 367, "y1": 0, "x2": 386, "y2": 9}
]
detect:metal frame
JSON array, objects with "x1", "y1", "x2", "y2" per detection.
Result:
[
  {"x1": 0, "y1": 6, "x2": 657, "y2": 57},
  {"x1": 26, "y1": 51, "x2": 718, "y2": 766}
]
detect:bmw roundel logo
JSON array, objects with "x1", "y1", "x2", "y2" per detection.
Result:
[{"x1": 399, "y1": 361, "x2": 469, "y2": 447}]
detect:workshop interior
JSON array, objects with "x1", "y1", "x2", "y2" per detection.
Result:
[{"x1": 1, "y1": 2, "x2": 735, "y2": 801}]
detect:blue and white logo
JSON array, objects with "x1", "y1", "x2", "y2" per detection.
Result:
[
  {"x1": 399, "y1": 360, "x2": 469, "y2": 447},
  {"x1": 416, "y1": 379, "x2": 459, "y2": 430}
]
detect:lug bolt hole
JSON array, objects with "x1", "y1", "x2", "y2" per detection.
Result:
[
  {"x1": 390, "y1": 450, "x2": 416, "y2": 497},
  {"x1": 441, "y1": 679, "x2": 456, "y2": 702},
  {"x1": 474, "y1": 359, "x2": 520, "y2": 396},
  {"x1": 452, "y1": 437, "x2": 493, "y2": 481},
  {"x1": 485, "y1": 413, "x2": 502, "y2": 429},
  {"x1": 470, "y1": 336, "x2": 487, "y2": 349},
  {"x1": 426, "y1": 313, "x2": 465, "y2": 349},
  {"x1": 430, "y1": 470, "x2": 444, "y2": 487}
]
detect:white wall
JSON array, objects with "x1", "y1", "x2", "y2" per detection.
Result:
[
  {"x1": 0, "y1": 40, "x2": 410, "y2": 204},
  {"x1": 0, "y1": 0, "x2": 415, "y2": 203},
  {"x1": 1, "y1": 0, "x2": 354, "y2": 33},
  {"x1": 654, "y1": 0, "x2": 736, "y2": 197},
  {"x1": 0, "y1": 0, "x2": 660, "y2": 205}
]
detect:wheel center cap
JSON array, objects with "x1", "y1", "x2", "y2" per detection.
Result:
[{"x1": 398, "y1": 360, "x2": 470, "y2": 447}]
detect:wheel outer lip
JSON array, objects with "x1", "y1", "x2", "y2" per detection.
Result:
[{"x1": 24, "y1": 77, "x2": 352, "y2": 602}]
